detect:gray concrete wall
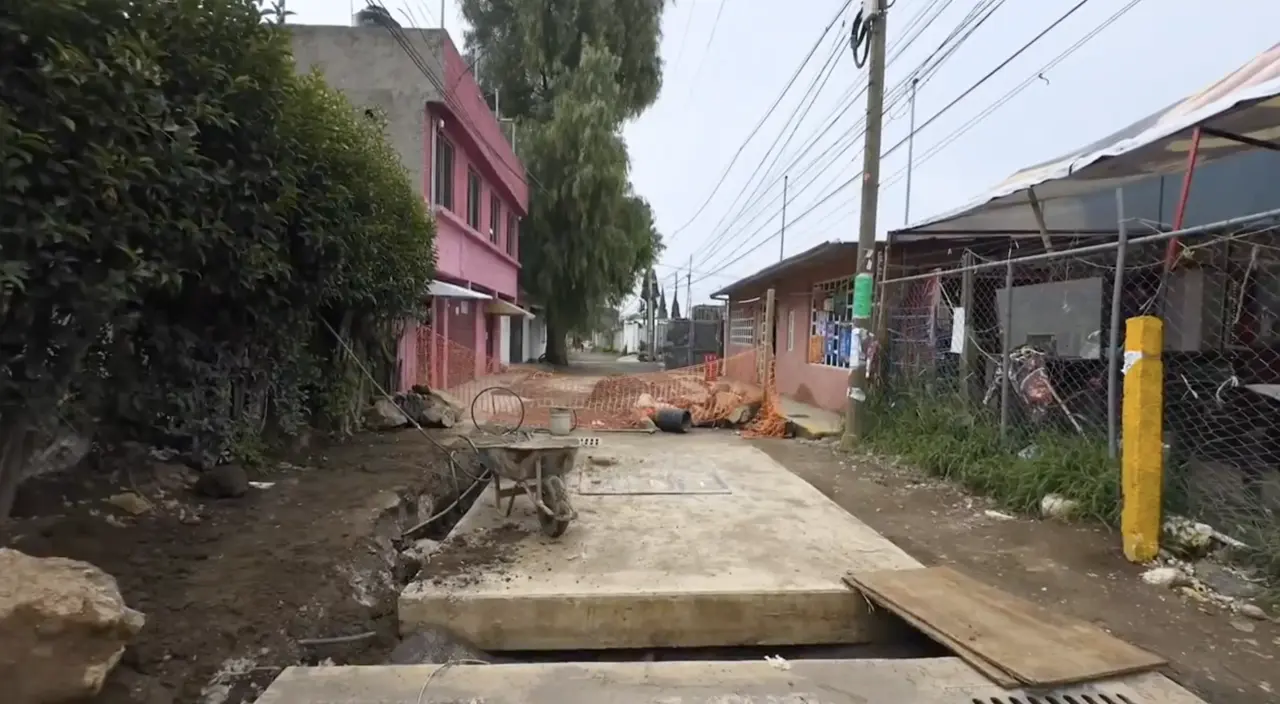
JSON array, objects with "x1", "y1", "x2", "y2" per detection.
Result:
[{"x1": 289, "y1": 25, "x2": 446, "y2": 196}]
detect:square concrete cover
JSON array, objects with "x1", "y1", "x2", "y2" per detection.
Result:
[
  {"x1": 255, "y1": 658, "x2": 1209, "y2": 704},
  {"x1": 400, "y1": 433, "x2": 921, "y2": 650}
]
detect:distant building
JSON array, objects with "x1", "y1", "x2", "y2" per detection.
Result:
[{"x1": 290, "y1": 21, "x2": 540, "y2": 384}]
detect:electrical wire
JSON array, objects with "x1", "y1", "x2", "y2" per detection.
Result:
[
  {"x1": 665, "y1": 0, "x2": 854, "y2": 239},
  {"x1": 687, "y1": 0, "x2": 1131, "y2": 291},
  {"x1": 687, "y1": 22, "x2": 850, "y2": 263},
  {"x1": 686, "y1": 0, "x2": 997, "y2": 272}
]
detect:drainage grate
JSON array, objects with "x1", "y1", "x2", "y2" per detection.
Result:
[
  {"x1": 577, "y1": 436, "x2": 601, "y2": 447},
  {"x1": 966, "y1": 690, "x2": 1139, "y2": 704}
]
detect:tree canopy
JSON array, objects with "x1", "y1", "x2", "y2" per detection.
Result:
[
  {"x1": 0, "y1": 0, "x2": 435, "y2": 515},
  {"x1": 460, "y1": 0, "x2": 666, "y2": 364}
]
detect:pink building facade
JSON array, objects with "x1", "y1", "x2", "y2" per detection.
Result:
[
  {"x1": 413, "y1": 34, "x2": 530, "y2": 392},
  {"x1": 290, "y1": 24, "x2": 530, "y2": 393}
]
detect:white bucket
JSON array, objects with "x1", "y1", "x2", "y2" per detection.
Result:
[{"x1": 548, "y1": 407, "x2": 574, "y2": 436}]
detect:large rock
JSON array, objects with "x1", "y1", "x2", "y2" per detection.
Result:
[
  {"x1": 396, "y1": 388, "x2": 463, "y2": 428},
  {"x1": 0, "y1": 549, "x2": 145, "y2": 703},
  {"x1": 365, "y1": 398, "x2": 409, "y2": 431}
]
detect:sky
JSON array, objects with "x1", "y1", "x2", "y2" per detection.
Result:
[{"x1": 292, "y1": 0, "x2": 1280, "y2": 314}]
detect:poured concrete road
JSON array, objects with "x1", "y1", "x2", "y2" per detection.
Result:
[
  {"x1": 256, "y1": 657, "x2": 1209, "y2": 703},
  {"x1": 400, "y1": 432, "x2": 920, "y2": 650}
]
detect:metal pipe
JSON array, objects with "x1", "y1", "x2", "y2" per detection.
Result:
[
  {"x1": 1107, "y1": 188, "x2": 1129, "y2": 460},
  {"x1": 878, "y1": 206, "x2": 1280, "y2": 287},
  {"x1": 1164, "y1": 125, "x2": 1203, "y2": 268},
  {"x1": 1000, "y1": 252, "x2": 1013, "y2": 441}
]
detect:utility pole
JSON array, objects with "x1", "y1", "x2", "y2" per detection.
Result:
[
  {"x1": 842, "y1": 0, "x2": 888, "y2": 449},
  {"x1": 440, "y1": 0, "x2": 445, "y2": 28},
  {"x1": 779, "y1": 175, "x2": 789, "y2": 261},
  {"x1": 646, "y1": 271, "x2": 656, "y2": 357},
  {"x1": 903, "y1": 77, "x2": 919, "y2": 226},
  {"x1": 686, "y1": 255, "x2": 693, "y2": 317}
]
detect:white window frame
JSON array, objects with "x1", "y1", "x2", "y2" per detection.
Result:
[
  {"x1": 786, "y1": 309, "x2": 795, "y2": 352},
  {"x1": 809, "y1": 277, "x2": 856, "y2": 368}
]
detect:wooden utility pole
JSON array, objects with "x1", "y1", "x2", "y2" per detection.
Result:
[{"x1": 841, "y1": 0, "x2": 889, "y2": 449}]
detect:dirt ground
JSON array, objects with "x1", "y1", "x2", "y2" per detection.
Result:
[
  {"x1": 754, "y1": 438, "x2": 1278, "y2": 704},
  {"x1": 0, "y1": 429, "x2": 473, "y2": 704}
]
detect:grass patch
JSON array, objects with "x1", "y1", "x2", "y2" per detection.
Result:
[{"x1": 862, "y1": 389, "x2": 1120, "y2": 524}]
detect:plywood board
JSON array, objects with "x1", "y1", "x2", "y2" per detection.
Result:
[{"x1": 844, "y1": 566, "x2": 1166, "y2": 687}]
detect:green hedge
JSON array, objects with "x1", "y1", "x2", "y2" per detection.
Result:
[{"x1": 0, "y1": 0, "x2": 435, "y2": 510}]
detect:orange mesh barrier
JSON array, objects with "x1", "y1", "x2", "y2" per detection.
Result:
[{"x1": 409, "y1": 328, "x2": 786, "y2": 437}]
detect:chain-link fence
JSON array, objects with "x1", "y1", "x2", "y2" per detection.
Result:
[{"x1": 876, "y1": 208, "x2": 1280, "y2": 579}]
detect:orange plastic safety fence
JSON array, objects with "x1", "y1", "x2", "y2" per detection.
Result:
[{"x1": 408, "y1": 326, "x2": 787, "y2": 436}]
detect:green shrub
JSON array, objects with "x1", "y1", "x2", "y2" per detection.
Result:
[{"x1": 0, "y1": 0, "x2": 435, "y2": 513}]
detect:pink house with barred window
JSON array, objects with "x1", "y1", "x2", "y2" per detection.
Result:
[{"x1": 290, "y1": 23, "x2": 532, "y2": 391}]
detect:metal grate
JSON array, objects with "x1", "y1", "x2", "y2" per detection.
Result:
[{"x1": 967, "y1": 690, "x2": 1139, "y2": 704}]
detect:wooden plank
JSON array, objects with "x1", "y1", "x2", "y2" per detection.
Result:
[
  {"x1": 844, "y1": 566, "x2": 1166, "y2": 688},
  {"x1": 843, "y1": 574, "x2": 1020, "y2": 688}
]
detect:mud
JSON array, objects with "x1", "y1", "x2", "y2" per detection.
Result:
[{"x1": 0, "y1": 429, "x2": 479, "y2": 704}]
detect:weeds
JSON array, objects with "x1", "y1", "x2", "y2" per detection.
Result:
[{"x1": 862, "y1": 390, "x2": 1121, "y2": 524}]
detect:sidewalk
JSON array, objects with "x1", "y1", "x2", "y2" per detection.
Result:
[{"x1": 754, "y1": 439, "x2": 1277, "y2": 704}]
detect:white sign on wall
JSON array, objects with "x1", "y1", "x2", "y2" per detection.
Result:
[{"x1": 950, "y1": 306, "x2": 965, "y2": 354}]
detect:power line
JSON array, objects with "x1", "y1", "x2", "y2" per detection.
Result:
[
  {"x1": 684, "y1": 0, "x2": 730, "y2": 98},
  {"x1": 687, "y1": 0, "x2": 1128, "y2": 291},
  {"x1": 688, "y1": 23, "x2": 850, "y2": 263},
  {"x1": 691, "y1": 0, "x2": 1002, "y2": 273},
  {"x1": 685, "y1": 0, "x2": 954, "y2": 262},
  {"x1": 665, "y1": 0, "x2": 854, "y2": 239}
]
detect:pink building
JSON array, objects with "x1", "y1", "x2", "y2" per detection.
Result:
[{"x1": 290, "y1": 24, "x2": 531, "y2": 391}]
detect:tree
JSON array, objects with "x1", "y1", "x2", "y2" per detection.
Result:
[
  {"x1": 0, "y1": 0, "x2": 434, "y2": 515},
  {"x1": 460, "y1": 0, "x2": 667, "y2": 364}
]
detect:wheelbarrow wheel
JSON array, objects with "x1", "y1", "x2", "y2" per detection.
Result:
[{"x1": 537, "y1": 475, "x2": 572, "y2": 538}]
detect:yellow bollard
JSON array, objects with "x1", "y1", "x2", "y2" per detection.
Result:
[{"x1": 1121, "y1": 316, "x2": 1164, "y2": 563}]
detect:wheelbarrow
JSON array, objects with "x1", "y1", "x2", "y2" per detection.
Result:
[{"x1": 474, "y1": 436, "x2": 580, "y2": 538}]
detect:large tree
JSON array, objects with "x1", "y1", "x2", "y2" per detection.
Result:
[{"x1": 461, "y1": 0, "x2": 666, "y2": 364}]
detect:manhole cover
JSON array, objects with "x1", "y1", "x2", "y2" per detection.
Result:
[{"x1": 578, "y1": 467, "x2": 731, "y2": 495}]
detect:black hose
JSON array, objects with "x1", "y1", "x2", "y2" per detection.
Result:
[
  {"x1": 469, "y1": 385, "x2": 525, "y2": 434},
  {"x1": 850, "y1": 8, "x2": 873, "y2": 69}
]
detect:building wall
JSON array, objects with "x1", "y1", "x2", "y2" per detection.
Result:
[
  {"x1": 292, "y1": 24, "x2": 529, "y2": 388},
  {"x1": 723, "y1": 257, "x2": 869, "y2": 414},
  {"x1": 290, "y1": 25, "x2": 443, "y2": 197}
]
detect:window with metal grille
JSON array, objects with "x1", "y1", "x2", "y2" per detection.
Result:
[
  {"x1": 810, "y1": 277, "x2": 854, "y2": 368},
  {"x1": 506, "y1": 213, "x2": 518, "y2": 256},
  {"x1": 489, "y1": 193, "x2": 501, "y2": 245},
  {"x1": 433, "y1": 137, "x2": 454, "y2": 209},
  {"x1": 466, "y1": 169, "x2": 481, "y2": 230}
]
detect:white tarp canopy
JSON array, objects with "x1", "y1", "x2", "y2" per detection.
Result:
[
  {"x1": 896, "y1": 42, "x2": 1280, "y2": 237},
  {"x1": 428, "y1": 280, "x2": 491, "y2": 300}
]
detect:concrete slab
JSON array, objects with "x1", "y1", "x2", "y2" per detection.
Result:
[
  {"x1": 779, "y1": 397, "x2": 842, "y2": 439},
  {"x1": 255, "y1": 658, "x2": 1209, "y2": 704},
  {"x1": 400, "y1": 432, "x2": 919, "y2": 650}
]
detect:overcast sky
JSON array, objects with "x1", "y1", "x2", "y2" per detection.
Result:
[{"x1": 292, "y1": 1, "x2": 1280, "y2": 312}]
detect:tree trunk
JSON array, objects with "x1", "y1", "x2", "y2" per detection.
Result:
[{"x1": 544, "y1": 314, "x2": 569, "y2": 367}]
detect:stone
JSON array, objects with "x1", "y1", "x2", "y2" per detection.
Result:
[
  {"x1": 1194, "y1": 561, "x2": 1261, "y2": 600},
  {"x1": 365, "y1": 399, "x2": 408, "y2": 431},
  {"x1": 1238, "y1": 603, "x2": 1270, "y2": 621},
  {"x1": 0, "y1": 549, "x2": 146, "y2": 703},
  {"x1": 106, "y1": 492, "x2": 153, "y2": 516},
  {"x1": 394, "y1": 390, "x2": 462, "y2": 429},
  {"x1": 387, "y1": 625, "x2": 494, "y2": 665},
  {"x1": 1140, "y1": 566, "x2": 1189, "y2": 588},
  {"x1": 194, "y1": 465, "x2": 249, "y2": 499},
  {"x1": 1040, "y1": 493, "x2": 1079, "y2": 520}
]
